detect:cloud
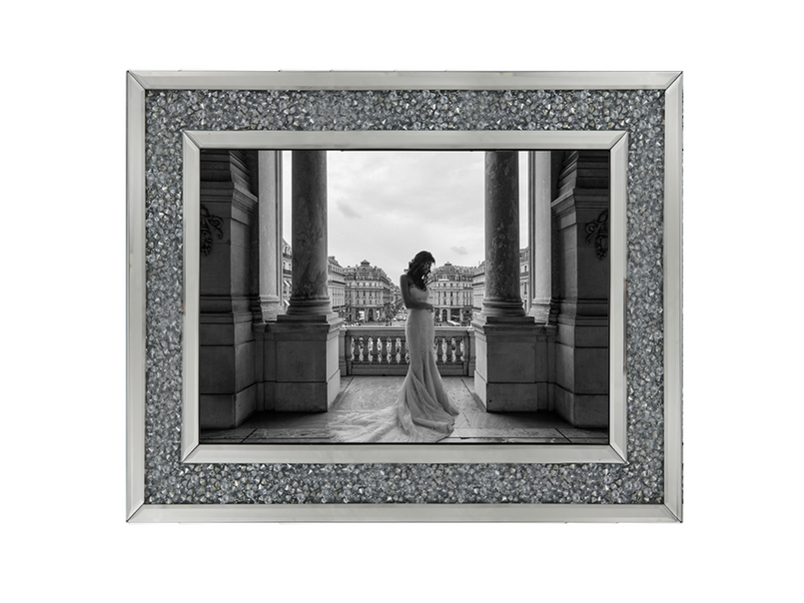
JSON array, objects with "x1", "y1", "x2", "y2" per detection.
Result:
[
  {"x1": 336, "y1": 199, "x2": 361, "y2": 219},
  {"x1": 282, "y1": 150, "x2": 528, "y2": 275}
]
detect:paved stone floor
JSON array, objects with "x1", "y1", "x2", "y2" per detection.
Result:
[{"x1": 200, "y1": 376, "x2": 608, "y2": 445}]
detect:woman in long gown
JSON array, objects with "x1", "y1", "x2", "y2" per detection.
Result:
[{"x1": 330, "y1": 251, "x2": 460, "y2": 442}]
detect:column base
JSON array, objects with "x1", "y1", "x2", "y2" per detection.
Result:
[
  {"x1": 284, "y1": 298, "x2": 334, "y2": 317},
  {"x1": 472, "y1": 319, "x2": 553, "y2": 412},
  {"x1": 200, "y1": 384, "x2": 257, "y2": 429},
  {"x1": 480, "y1": 298, "x2": 526, "y2": 319},
  {"x1": 199, "y1": 311, "x2": 257, "y2": 429},
  {"x1": 473, "y1": 378, "x2": 549, "y2": 413},
  {"x1": 256, "y1": 294, "x2": 283, "y2": 322},
  {"x1": 528, "y1": 299, "x2": 552, "y2": 324},
  {"x1": 554, "y1": 387, "x2": 608, "y2": 428},
  {"x1": 554, "y1": 314, "x2": 609, "y2": 428},
  {"x1": 270, "y1": 316, "x2": 343, "y2": 412}
]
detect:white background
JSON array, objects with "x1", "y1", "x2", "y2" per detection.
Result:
[{"x1": 3, "y1": 1, "x2": 801, "y2": 601}]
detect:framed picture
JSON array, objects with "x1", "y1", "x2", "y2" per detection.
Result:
[{"x1": 127, "y1": 71, "x2": 682, "y2": 522}]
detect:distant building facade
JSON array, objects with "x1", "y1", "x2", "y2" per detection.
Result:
[
  {"x1": 430, "y1": 262, "x2": 474, "y2": 324},
  {"x1": 520, "y1": 247, "x2": 530, "y2": 314},
  {"x1": 328, "y1": 256, "x2": 347, "y2": 317},
  {"x1": 344, "y1": 260, "x2": 394, "y2": 322},
  {"x1": 279, "y1": 247, "x2": 389, "y2": 320},
  {"x1": 281, "y1": 238, "x2": 292, "y2": 310},
  {"x1": 471, "y1": 248, "x2": 532, "y2": 317},
  {"x1": 472, "y1": 261, "x2": 485, "y2": 318}
]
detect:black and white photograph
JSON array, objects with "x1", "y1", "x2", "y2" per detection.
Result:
[{"x1": 197, "y1": 149, "x2": 610, "y2": 445}]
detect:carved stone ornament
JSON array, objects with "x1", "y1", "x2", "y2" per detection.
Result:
[
  {"x1": 585, "y1": 209, "x2": 609, "y2": 260},
  {"x1": 200, "y1": 205, "x2": 224, "y2": 256}
]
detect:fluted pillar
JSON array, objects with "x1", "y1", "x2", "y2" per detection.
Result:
[
  {"x1": 286, "y1": 150, "x2": 333, "y2": 317},
  {"x1": 482, "y1": 151, "x2": 525, "y2": 318},
  {"x1": 528, "y1": 151, "x2": 553, "y2": 324},
  {"x1": 253, "y1": 151, "x2": 283, "y2": 322}
]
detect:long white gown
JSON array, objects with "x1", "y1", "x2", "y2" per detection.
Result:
[{"x1": 330, "y1": 283, "x2": 460, "y2": 442}]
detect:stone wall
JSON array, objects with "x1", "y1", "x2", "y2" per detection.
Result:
[
  {"x1": 552, "y1": 151, "x2": 610, "y2": 427},
  {"x1": 199, "y1": 150, "x2": 259, "y2": 428}
]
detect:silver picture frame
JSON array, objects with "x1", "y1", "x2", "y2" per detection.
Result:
[{"x1": 127, "y1": 71, "x2": 682, "y2": 522}]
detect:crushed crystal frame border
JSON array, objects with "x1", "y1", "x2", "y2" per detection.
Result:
[{"x1": 126, "y1": 71, "x2": 683, "y2": 523}]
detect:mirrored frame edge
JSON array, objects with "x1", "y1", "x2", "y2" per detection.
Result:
[
  {"x1": 126, "y1": 70, "x2": 683, "y2": 523},
  {"x1": 126, "y1": 72, "x2": 146, "y2": 521},
  {"x1": 663, "y1": 74, "x2": 683, "y2": 522},
  {"x1": 128, "y1": 502, "x2": 679, "y2": 523},
  {"x1": 129, "y1": 70, "x2": 680, "y2": 91}
]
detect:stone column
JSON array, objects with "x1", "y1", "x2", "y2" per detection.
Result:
[
  {"x1": 473, "y1": 151, "x2": 549, "y2": 412},
  {"x1": 286, "y1": 151, "x2": 333, "y2": 317},
  {"x1": 529, "y1": 151, "x2": 553, "y2": 324},
  {"x1": 271, "y1": 151, "x2": 342, "y2": 412},
  {"x1": 482, "y1": 151, "x2": 525, "y2": 319}
]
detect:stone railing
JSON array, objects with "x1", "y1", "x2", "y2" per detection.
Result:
[{"x1": 341, "y1": 326, "x2": 474, "y2": 376}]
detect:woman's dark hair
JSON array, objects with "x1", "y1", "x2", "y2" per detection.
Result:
[{"x1": 407, "y1": 250, "x2": 435, "y2": 290}]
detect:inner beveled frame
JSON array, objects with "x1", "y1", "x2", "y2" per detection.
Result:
[{"x1": 181, "y1": 130, "x2": 628, "y2": 464}]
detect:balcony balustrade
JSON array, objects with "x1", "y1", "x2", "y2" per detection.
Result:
[{"x1": 342, "y1": 326, "x2": 474, "y2": 376}]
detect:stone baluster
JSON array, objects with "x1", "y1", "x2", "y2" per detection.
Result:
[{"x1": 380, "y1": 336, "x2": 388, "y2": 364}]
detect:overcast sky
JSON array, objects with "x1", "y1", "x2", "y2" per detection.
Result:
[{"x1": 282, "y1": 151, "x2": 528, "y2": 280}]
